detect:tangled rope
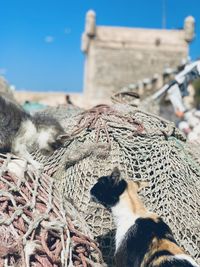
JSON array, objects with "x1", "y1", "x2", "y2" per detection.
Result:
[{"x1": 0, "y1": 154, "x2": 104, "y2": 267}]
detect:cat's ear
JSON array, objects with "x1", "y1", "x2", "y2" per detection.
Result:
[
  {"x1": 110, "y1": 167, "x2": 121, "y2": 183},
  {"x1": 135, "y1": 181, "x2": 149, "y2": 192}
]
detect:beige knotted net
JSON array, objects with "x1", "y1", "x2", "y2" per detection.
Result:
[{"x1": 33, "y1": 104, "x2": 200, "y2": 266}]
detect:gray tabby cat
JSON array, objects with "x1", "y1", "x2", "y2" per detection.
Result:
[{"x1": 0, "y1": 95, "x2": 65, "y2": 168}]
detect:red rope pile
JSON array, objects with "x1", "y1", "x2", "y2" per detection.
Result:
[{"x1": 70, "y1": 104, "x2": 144, "y2": 143}]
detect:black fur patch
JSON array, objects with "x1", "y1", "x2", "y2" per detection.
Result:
[
  {"x1": 90, "y1": 175, "x2": 127, "y2": 208},
  {"x1": 158, "y1": 259, "x2": 197, "y2": 267},
  {"x1": 146, "y1": 250, "x2": 173, "y2": 266},
  {"x1": 32, "y1": 113, "x2": 64, "y2": 133},
  {"x1": 115, "y1": 217, "x2": 181, "y2": 267},
  {"x1": 0, "y1": 96, "x2": 30, "y2": 152}
]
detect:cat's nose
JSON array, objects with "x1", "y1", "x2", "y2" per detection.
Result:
[{"x1": 50, "y1": 141, "x2": 62, "y2": 150}]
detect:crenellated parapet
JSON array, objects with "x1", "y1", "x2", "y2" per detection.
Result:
[
  {"x1": 184, "y1": 16, "x2": 195, "y2": 43},
  {"x1": 81, "y1": 10, "x2": 96, "y2": 53}
]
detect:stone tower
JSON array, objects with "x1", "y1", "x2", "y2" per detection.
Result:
[{"x1": 81, "y1": 11, "x2": 195, "y2": 103}]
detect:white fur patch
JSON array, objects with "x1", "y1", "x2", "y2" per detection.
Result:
[
  {"x1": 37, "y1": 128, "x2": 54, "y2": 149},
  {"x1": 174, "y1": 254, "x2": 199, "y2": 266},
  {"x1": 13, "y1": 120, "x2": 37, "y2": 153},
  {"x1": 21, "y1": 120, "x2": 37, "y2": 144},
  {"x1": 12, "y1": 120, "x2": 41, "y2": 167},
  {"x1": 111, "y1": 201, "x2": 139, "y2": 250}
]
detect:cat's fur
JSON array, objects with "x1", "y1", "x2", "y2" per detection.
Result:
[
  {"x1": 0, "y1": 95, "x2": 65, "y2": 168},
  {"x1": 90, "y1": 167, "x2": 199, "y2": 267}
]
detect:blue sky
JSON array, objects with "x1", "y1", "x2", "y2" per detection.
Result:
[{"x1": 0, "y1": 0, "x2": 200, "y2": 92}]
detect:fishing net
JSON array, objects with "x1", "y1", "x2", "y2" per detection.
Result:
[
  {"x1": 111, "y1": 88, "x2": 180, "y2": 123},
  {"x1": 0, "y1": 153, "x2": 104, "y2": 267},
  {"x1": 33, "y1": 103, "x2": 200, "y2": 266}
]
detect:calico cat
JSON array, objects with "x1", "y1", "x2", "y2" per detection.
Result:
[
  {"x1": 0, "y1": 95, "x2": 65, "y2": 168},
  {"x1": 90, "y1": 167, "x2": 199, "y2": 267}
]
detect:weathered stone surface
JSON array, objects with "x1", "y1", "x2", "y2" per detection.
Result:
[{"x1": 82, "y1": 11, "x2": 195, "y2": 103}]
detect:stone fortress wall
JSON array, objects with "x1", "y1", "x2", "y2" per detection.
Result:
[{"x1": 82, "y1": 10, "x2": 195, "y2": 103}]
